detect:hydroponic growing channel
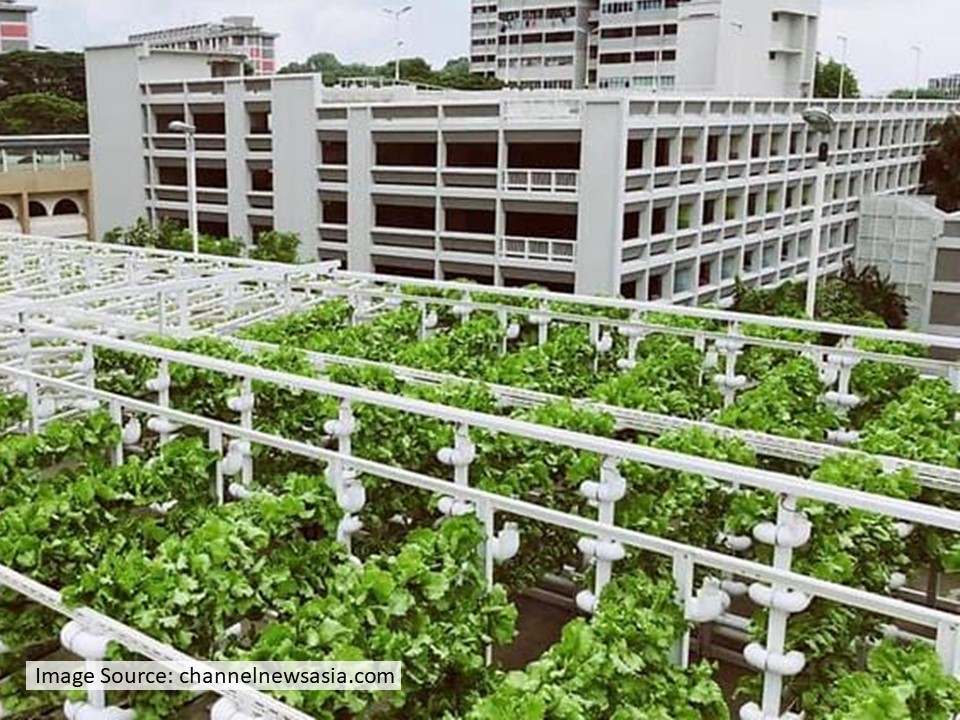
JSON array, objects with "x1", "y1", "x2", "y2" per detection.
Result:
[{"x1": 1, "y1": 233, "x2": 960, "y2": 720}]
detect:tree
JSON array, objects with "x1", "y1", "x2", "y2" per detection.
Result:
[
  {"x1": 888, "y1": 88, "x2": 950, "y2": 100},
  {"x1": 251, "y1": 230, "x2": 301, "y2": 263},
  {"x1": 814, "y1": 58, "x2": 860, "y2": 99},
  {"x1": 0, "y1": 93, "x2": 87, "y2": 134},
  {"x1": 280, "y1": 52, "x2": 501, "y2": 90},
  {"x1": 922, "y1": 115, "x2": 960, "y2": 212},
  {"x1": 0, "y1": 51, "x2": 86, "y2": 103}
]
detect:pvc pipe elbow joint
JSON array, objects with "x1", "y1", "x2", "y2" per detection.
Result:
[
  {"x1": 752, "y1": 517, "x2": 812, "y2": 549},
  {"x1": 616, "y1": 358, "x2": 637, "y2": 371},
  {"x1": 748, "y1": 583, "x2": 812, "y2": 614},
  {"x1": 221, "y1": 451, "x2": 244, "y2": 477},
  {"x1": 823, "y1": 391, "x2": 861, "y2": 409},
  {"x1": 528, "y1": 313, "x2": 550, "y2": 326},
  {"x1": 704, "y1": 350, "x2": 720, "y2": 369},
  {"x1": 721, "y1": 579, "x2": 749, "y2": 597},
  {"x1": 73, "y1": 357, "x2": 96, "y2": 374},
  {"x1": 577, "y1": 537, "x2": 626, "y2": 563},
  {"x1": 686, "y1": 581, "x2": 731, "y2": 624},
  {"x1": 146, "y1": 417, "x2": 177, "y2": 435},
  {"x1": 437, "y1": 443, "x2": 476, "y2": 467},
  {"x1": 505, "y1": 322, "x2": 521, "y2": 340},
  {"x1": 63, "y1": 702, "x2": 135, "y2": 720},
  {"x1": 894, "y1": 522, "x2": 915, "y2": 539},
  {"x1": 490, "y1": 523, "x2": 521, "y2": 563},
  {"x1": 743, "y1": 642, "x2": 806, "y2": 676},
  {"x1": 121, "y1": 418, "x2": 142, "y2": 446},
  {"x1": 715, "y1": 338, "x2": 744, "y2": 353},
  {"x1": 594, "y1": 333, "x2": 614, "y2": 353},
  {"x1": 422, "y1": 311, "x2": 439, "y2": 330},
  {"x1": 336, "y1": 482, "x2": 366, "y2": 514},
  {"x1": 575, "y1": 590, "x2": 597, "y2": 614},
  {"x1": 60, "y1": 621, "x2": 110, "y2": 660},
  {"x1": 888, "y1": 572, "x2": 908, "y2": 590},
  {"x1": 227, "y1": 394, "x2": 255, "y2": 413},
  {"x1": 228, "y1": 483, "x2": 254, "y2": 501},
  {"x1": 337, "y1": 515, "x2": 363, "y2": 544},
  {"x1": 323, "y1": 417, "x2": 356, "y2": 438},
  {"x1": 827, "y1": 429, "x2": 861, "y2": 445},
  {"x1": 453, "y1": 304, "x2": 471, "y2": 318},
  {"x1": 145, "y1": 375, "x2": 170, "y2": 393},
  {"x1": 826, "y1": 353, "x2": 857, "y2": 369},
  {"x1": 437, "y1": 496, "x2": 474, "y2": 517},
  {"x1": 210, "y1": 698, "x2": 259, "y2": 720},
  {"x1": 713, "y1": 374, "x2": 747, "y2": 390},
  {"x1": 579, "y1": 474, "x2": 626, "y2": 504},
  {"x1": 719, "y1": 533, "x2": 753, "y2": 552},
  {"x1": 617, "y1": 325, "x2": 646, "y2": 339}
]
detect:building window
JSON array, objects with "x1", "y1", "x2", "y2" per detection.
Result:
[{"x1": 652, "y1": 206, "x2": 667, "y2": 234}]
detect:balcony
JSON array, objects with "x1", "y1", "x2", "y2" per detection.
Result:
[
  {"x1": 500, "y1": 236, "x2": 577, "y2": 264},
  {"x1": 502, "y1": 169, "x2": 579, "y2": 194}
]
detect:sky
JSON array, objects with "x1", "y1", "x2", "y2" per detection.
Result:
[{"x1": 29, "y1": 0, "x2": 960, "y2": 95}]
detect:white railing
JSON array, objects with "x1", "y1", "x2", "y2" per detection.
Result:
[
  {"x1": 502, "y1": 168, "x2": 579, "y2": 193},
  {"x1": 500, "y1": 236, "x2": 577, "y2": 264}
]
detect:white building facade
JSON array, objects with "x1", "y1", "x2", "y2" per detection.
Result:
[
  {"x1": 929, "y1": 74, "x2": 960, "y2": 100},
  {"x1": 857, "y1": 196, "x2": 960, "y2": 337},
  {"x1": 471, "y1": 0, "x2": 819, "y2": 96},
  {"x1": 129, "y1": 16, "x2": 279, "y2": 75},
  {"x1": 86, "y1": 44, "x2": 959, "y2": 302}
]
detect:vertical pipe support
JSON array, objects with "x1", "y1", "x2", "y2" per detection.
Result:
[{"x1": 672, "y1": 552, "x2": 695, "y2": 669}]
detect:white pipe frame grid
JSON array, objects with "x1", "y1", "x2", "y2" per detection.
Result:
[
  {"x1": 310, "y1": 274, "x2": 960, "y2": 380},
  {"x1": 228, "y1": 336, "x2": 960, "y2": 493},
  {"x1": 3, "y1": 319, "x2": 960, "y2": 717},
  {"x1": 1, "y1": 361, "x2": 959, "y2": 720}
]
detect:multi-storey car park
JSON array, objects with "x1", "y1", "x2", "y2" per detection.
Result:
[
  {"x1": 470, "y1": 0, "x2": 819, "y2": 94},
  {"x1": 87, "y1": 44, "x2": 959, "y2": 303},
  {"x1": 1, "y1": 233, "x2": 960, "y2": 719}
]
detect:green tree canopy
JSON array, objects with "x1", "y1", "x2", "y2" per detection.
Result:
[
  {"x1": 887, "y1": 87, "x2": 950, "y2": 100},
  {"x1": 281, "y1": 52, "x2": 501, "y2": 90},
  {"x1": 814, "y1": 58, "x2": 860, "y2": 99},
  {"x1": 922, "y1": 115, "x2": 960, "y2": 212},
  {"x1": 0, "y1": 93, "x2": 87, "y2": 135},
  {"x1": 0, "y1": 51, "x2": 86, "y2": 104}
]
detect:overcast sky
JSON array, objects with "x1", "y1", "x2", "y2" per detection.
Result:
[{"x1": 32, "y1": 0, "x2": 957, "y2": 94}]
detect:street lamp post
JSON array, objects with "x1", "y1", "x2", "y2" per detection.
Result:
[
  {"x1": 801, "y1": 107, "x2": 836, "y2": 319},
  {"x1": 383, "y1": 5, "x2": 413, "y2": 84},
  {"x1": 168, "y1": 120, "x2": 198, "y2": 256},
  {"x1": 911, "y1": 45, "x2": 923, "y2": 101},
  {"x1": 837, "y1": 34, "x2": 849, "y2": 99}
]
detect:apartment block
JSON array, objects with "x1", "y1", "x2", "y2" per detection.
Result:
[
  {"x1": 857, "y1": 196, "x2": 960, "y2": 337},
  {"x1": 86, "y1": 43, "x2": 958, "y2": 303},
  {"x1": 929, "y1": 74, "x2": 960, "y2": 100},
  {"x1": 471, "y1": 0, "x2": 819, "y2": 96},
  {"x1": 0, "y1": 0, "x2": 35, "y2": 53},
  {"x1": 129, "y1": 16, "x2": 278, "y2": 75}
]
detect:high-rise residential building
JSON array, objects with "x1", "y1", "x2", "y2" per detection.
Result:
[
  {"x1": 86, "y1": 43, "x2": 958, "y2": 302},
  {"x1": 929, "y1": 74, "x2": 960, "y2": 99},
  {"x1": 128, "y1": 16, "x2": 279, "y2": 75},
  {"x1": 0, "y1": 0, "x2": 35, "y2": 53},
  {"x1": 471, "y1": 0, "x2": 820, "y2": 96}
]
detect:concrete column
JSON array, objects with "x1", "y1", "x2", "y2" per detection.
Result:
[
  {"x1": 346, "y1": 106, "x2": 373, "y2": 273},
  {"x1": 575, "y1": 99, "x2": 627, "y2": 296},
  {"x1": 273, "y1": 76, "x2": 321, "y2": 260},
  {"x1": 19, "y1": 192, "x2": 29, "y2": 235},
  {"x1": 224, "y1": 80, "x2": 248, "y2": 244}
]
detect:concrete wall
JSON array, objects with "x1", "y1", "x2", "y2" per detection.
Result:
[
  {"x1": 86, "y1": 46, "x2": 144, "y2": 239},
  {"x1": 272, "y1": 75, "x2": 322, "y2": 260}
]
